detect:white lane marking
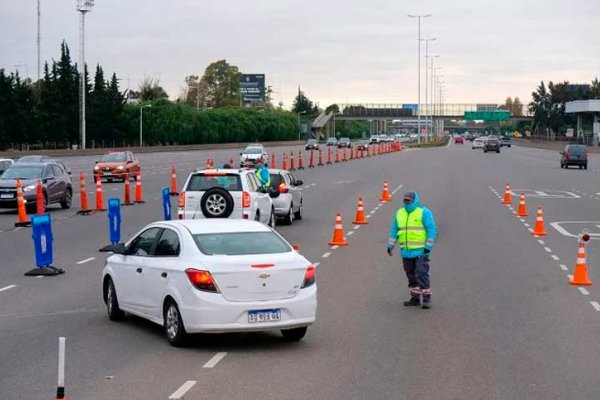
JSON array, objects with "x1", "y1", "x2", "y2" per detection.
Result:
[
  {"x1": 590, "y1": 301, "x2": 600, "y2": 311},
  {"x1": 524, "y1": 223, "x2": 530, "y2": 227},
  {"x1": 168, "y1": 380, "x2": 197, "y2": 399},
  {"x1": 520, "y1": 218, "x2": 526, "y2": 222},
  {"x1": 0, "y1": 285, "x2": 17, "y2": 293},
  {"x1": 560, "y1": 264, "x2": 568, "y2": 271},
  {"x1": 313, "y1": 262, "x2": 320, "y2": 268},
  {"x1": 568, "y1": 274, "x2": 574, "y2": 280},
  {"x1": 203, "y1": 352, "x2": 227, "y2": 368},
  {"x1": 76, "y1": 257, "x2": 95, "y2": 265},
  {"x1": 353, "y1": 225, "x2": 360, "y2": 230},
  {"x1": 578, "y1": 287, "x2": 590, "y2": 295},
  {"x1": 15, "y1": 227, "x2": 22, "y2": 231},
  {"x1": 366, "y1": 215, "x2": 371, "y2": 219},
  {"x1": 379, "y1": 202, "x2": 384, "y2": 206},
  {"x1": 551, "y1": 255, "x2": 560, "y2": 261},
  {"x1": 311, "y1": 183, "x2": 316, "y2": 187},
  {"x1": 35, "y1": 275, "x2": 44, "y2": 279},
  {"x1": 322, "y1": 252, "x2": 331, "y2": 258},
  {"x1": 347, "y1": 231, "x2": 354, "y2": 236},
  {"x1": 544, "y1": 247, "x2": 552, "y2": 253},
  {"x1": 331, "y1": 245, "x2": 339, "y2": 250},
  {"x1": 537, "y1": 240, "x2": 545, "y2": 245}
]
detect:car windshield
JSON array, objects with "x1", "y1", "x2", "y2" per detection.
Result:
[
  {"x1": 193, "y1": 231, "x2": 291, "y2": 255},
  {"x1": 186, "y1": 174, "x2": 242, "y2": 191},
  {"x1": 269, "y1": 174, "x2": 283, "y2": 189},
  {"x1": 1, "y1": 165, "x2": 44, "y2": 179},
  {"x1": 340, "y1": 138, "x2": 350, "y2": 142},
  {"x1": 327, "y1": 138, "x2": 336, "y2": 142},
  {"x1": 243, "y1": 147, "x2": 263, "y2": 154},
  {"x1": 102, "y1": 153, "x2": 126, "y2": 162},
  {"x1": 307, "y1": 139, "x2": 317, "y2": 144}
]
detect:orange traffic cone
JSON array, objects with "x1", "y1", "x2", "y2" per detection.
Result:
[
  {"x1": 122, "y1": 172, "x2": 134, "y2": 206},
  {"x1": 380, "y1": 181, "x2": 392, "y2": 202},
  {"x1": 95, "y1": 175, "x2": 106, "y2": 212},
  {"x1": 77, "y1": 173, "x2": 92, "y2": 215},
  {"x1": 516, "y1": 193, "x2": 528, "y2": 217},
  {"x1": 298, "y1": 151, "x2": 304, "y2": 169},
  {"x1": 135, "y1": 170, "x2": 145, "y2": 204},
  {"x1": 14, "y1": 179, "x2": 31, "y2": 227},
  {"x1": 570, "y1": 241, "x2": 593, "y2": 286},
  {"x1": 502, "y1": 183, "x2": 512, "y2": 205},
  {"x1": 205, "y1": 158, "x2": 212, "y2": 169},
  {"x1": 308, "y1": 150, "x2": 315, "y2": 168},
  {"x1": 328, "y1": 212, "x2": 349, "y2": 246},
  {"x1": 271, "y1": 153, "x2": 276, "y2": 169},
  {"x1": 169, "y1": 165, "x2": 178, "y2": 196},
  {"x1": 289, "y1": 151, "x2": 296, "y2": 171},
  {"x1": 282, "y1": 152, "x2": 288, "y2": 170},
  {"x1": 327, "y1": 148, "x2": 332, "y2": 165},
  {"x1": 229, "y1": 158, "x2": 234, "y2": 167},
  {"x1": 36, "y1": 179, "x2": 44, "y2": 215},
  {"x1": 352, "y1": 197, "x2": 368, "y2": 225},
  {"x1": 335, "y1": 147, "x2": 340, "y2": 163},
  {"x1": 531, "y1": 206, "x2": 547, "y2": 237},
  {"x1": 342, "y1": 148, "x2": 347, "y2": 162},
  {"x1": 318, "y1": 149, "x2": 324, "y2": 166}
]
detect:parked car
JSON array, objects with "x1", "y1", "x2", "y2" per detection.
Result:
[
  {"x1": 560, "y1": 144, "x2": 588, "y2": 169},
  {"x1": 177, "y1": 168, "x2": 277, "y2": 226},
  {"x1": 454, "y1": 137, "x2": 464, "y2": 144},
  {"x1": 369, "y1": 135, "x2": 380, "y2": 144},
  {"x1": 0, "y1": 159, "x2": 14, "y2": 175},
  {"x1": 269, "y1": 169, "x2": 303, "y2": 225},
  {"x1": 472, "y1": 138, "x2": 485, "y2": 149},
  {"x1": 239, "y1": 144, "x2": 268, "y2": 168},
  {"x1": 94, "y1": 151, "x2": 140, "y2": 182},
  {"x1": 500, "y1": 137, "x2": 512, "y2": 147},
  {"x1": 0, "y1": 161, "x2": 73, "y2": 212},
  {"x1": 101, "y1": 219, "x2": 317, "y2": 346},
  {"x1": 356, "y1": 140, "x2": 370, "y2": 151},
  {"x1": 483, "y1": 138, "x2": 501, "y2": 153},
  {"x1": 305, "y1": 139, "x2": 319, "y2": 151},
  {"x1": 326, "y1": 137, "x2": 338, "y2": 147},
  {"x1": 337, "y1": 138, "x2": 352, "y2": 148},
  {"x1": 16, "y1": 155, "x2": 71, "y2": 175}
]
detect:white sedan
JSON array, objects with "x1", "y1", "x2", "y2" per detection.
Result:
[
  {"x1": 102, "y1": 219, "x2": 317, "y2": 346},
  {"x1": 472, "y1": 138, "x2": 485, "y2": 149}
]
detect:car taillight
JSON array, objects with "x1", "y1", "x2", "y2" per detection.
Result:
[
  {"x1": 242, "y1": 191, "x2": 251, "y2": 208},
  {"x1": 565, "y1": 151, "x2": 570, "y2": 159},
  {"x1": 278, "y1": 183, "x2": 288, "y2": 193},
  {"x1": 178, "y1": 191, "x2": 186, "y2": 208},
  {"x1": 185, "y1": 269, "x2": 219, "y2": 293},
  {"x1": 301, "y1": 265, "x2": 316, "y2": 288}
]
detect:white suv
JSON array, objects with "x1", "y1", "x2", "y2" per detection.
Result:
[{"x1": 178, "y1": 169, "x2": 276, "y2": 227}]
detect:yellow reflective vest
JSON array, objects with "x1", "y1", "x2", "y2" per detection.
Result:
[{"x1": 395, "y1": 207, "x2": 427, "y2": 249}]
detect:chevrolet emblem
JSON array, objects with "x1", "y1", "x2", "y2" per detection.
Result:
[{"x1": 258, "y1": 273, "x2": 271, "y2": 279}]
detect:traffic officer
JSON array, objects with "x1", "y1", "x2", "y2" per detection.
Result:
[
  {"x1": 387, "y1": 192, "x2": 437, "y2": 309},
  {"x1": 254, "y1": 158, "x2": 271, "y2": 189}
]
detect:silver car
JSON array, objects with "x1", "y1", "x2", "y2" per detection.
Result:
[
  {"x1": 239, "y1": 144, "x2": 268, "y2": 168},
  {"x1": 268, "y1": 169, "x2": 303, "y2": 225}
]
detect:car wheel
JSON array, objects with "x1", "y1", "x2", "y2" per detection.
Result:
[
  {"x1": 105, "y1": 278, "x2": 125, "y2": 321},
  {"x1": 200, "y1": 187, "x2": 234, "y2": 218},
  {"x1": 282, "y1": 204, "x2": 293, "y2": 225},
  {"x1": 164, "y1": 300, "x2": 187, "y2": 347},
  {"x1": 281, "y1": 326, "x2": 307, "y2": 342},
  {"x1": 60, "y1": 187, "x2": 72, "y2": 209},
  {"x1": 268, "y1": 208, "x2": 276, "y2": 228},
  {"x1": 497, "y1": 150, "x2": 500, "y2": 153},
  {"x1": 483, "y1": 150, "x2": 487, "y2": 153},
  {"x1": 579, "y1": 165, "x2": 583, "y2": 169},
  {"x1": 560, "y1": 163, "x2": 564, "y2": 168},
  {"x1": 294, "y1": 200, "x2": 303, "y2": 220},
  {"x1": 584, "y1": 164, "x2": 588, "y2": 170}
]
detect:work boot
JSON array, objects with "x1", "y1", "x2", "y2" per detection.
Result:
[
  {"x1": 403, "y1": 299, "x2": 421, "y2": 307},
  {"x1": 421, "y1": 300, "x2": 431, "y2": 310}
]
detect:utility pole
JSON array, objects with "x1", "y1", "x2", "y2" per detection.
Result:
[
  {"x1": 76, "y1": 0, "x2": 94, "y2": 150},
  {"x1": 421, "y1": 38, "x2": 436, "y2": 142},
  {"x1": 37, "y1": 0, "x2": 41, "y2": 82},
  {"x1": 408, "y1": 14, "x2": 431, "y2": 144}
]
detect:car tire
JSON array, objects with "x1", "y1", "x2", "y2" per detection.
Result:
[
  {"x1": 584, "y1": 164, "x2": 588, "y2": 170},
  {"x1": 200, "y1": 187, "x2": 234, "y2": 218},
  {"x1": 268, "y1": 208, "x2": 276, "y2": 228},
  {"x1": 560, "y1": 163, "x2": 564, "y2": 168},
  {"x1": 294, "y1": 200, "x2": 303, "y2": 220},
  {"x1": 105, "y1": 278, "x2": 125, "y2": 321},
  {"x1": 579, "y1": 165, "x2": 583, "y2": 169},
  {"x1": 497, "y1": 150, "x2": 500, "y2": 154},
  {"x1": 60, "y1": 187, "x2": 72, "y2": 209},
  {"x1": 281, "y1": 326, "x2": 307, "y2": 342},
  {"x1": 164, "y1": 300, "x2": 188, "y2": 347},
  {"x1": 281, "y1": 204, "x2": 293, "y2": 225},
  {"x1": 483, "y1": 150, "x2": 487, "y2": 153}
]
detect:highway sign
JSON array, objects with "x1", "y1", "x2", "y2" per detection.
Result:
[
  {"x1": 464, "y1": 110, "x2": 510, "y2": 121},
  {"x1": 240, "y1": 74, "x2": 265, "y2": 104}
]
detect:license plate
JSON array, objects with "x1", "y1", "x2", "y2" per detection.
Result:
[
  {"x1": 0, "y1": 194, "x2": 13, "y2": 199},
  {"x1": 103, "y1": 172, "x2": 111, "y2": 176},
  {"x1": 248, "y1": 309, "x2": 281, "y2": 323}
]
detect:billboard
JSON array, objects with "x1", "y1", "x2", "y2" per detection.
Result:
[{"x1": 240, "y1": 74, "x2": 265, "y2": 104}]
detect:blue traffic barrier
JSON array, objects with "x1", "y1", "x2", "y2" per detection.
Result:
[
  {"x1": 162, "y1": 188, "x2": 171, "y2": 220},
  {"x1": 25, "y1": 214, "x2": 64, "y2": 276},
  {"x1": 100, "y1": 198, "x2": 121, "y2": 252}
]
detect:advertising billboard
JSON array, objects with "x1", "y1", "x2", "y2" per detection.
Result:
[{"x1": 240, "y1": 74, "x2": 265, "y2": 104}]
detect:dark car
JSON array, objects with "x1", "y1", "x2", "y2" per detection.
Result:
[
  {"x1": 500, "y1": 137, "x2": 512, "y2": 147},
  {"x1": 337, "y1": 138, "x2": 352, "y2": 148},
  {"x1": 305, "y1": 139, "x2": 319, "y2": 151},
  {"x1": 0, "y1": 159, "x2": 14, "y2": 174},
  {"x1": 561, "y1": 144, "x2": 588, "y2": 169},
  {"x1": 483, "y1": 138, "x2": 501, "y2": 153},
  {"x1": 16, "y1": 155, "x2": 72, "y2": 175},
  {"x1": 326, "y1": 137, "x2": 338, "y2": 146},
  {"x1": 0, "y1": 162, "x2": 73, "y2": 212}
]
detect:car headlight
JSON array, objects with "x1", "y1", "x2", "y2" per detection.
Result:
[
  {"x1": 117, "y1": 165, "x2": 124, "y2": 170},
  {"x1": 23, "y1": 185, "x2": 36, "y2": 192},
  {"x1": 94, "y1": 166, "x2": 99, "y2": 171}
]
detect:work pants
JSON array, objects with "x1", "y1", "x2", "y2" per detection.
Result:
[{"x1": 402, "y1": 255, "x2": 431, "y2": 302}]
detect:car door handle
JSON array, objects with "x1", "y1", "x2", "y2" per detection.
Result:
[
  {"x1": 136, "y1": 268, "x2": 142, "y2": 273},
  {"x1": 161, "y1": 272, "x2": 168, "y2": 278}
]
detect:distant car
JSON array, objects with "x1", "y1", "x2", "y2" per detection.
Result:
[
  {"x1": 500, "y1": 137, "x2": 512, "y2": 147},
  {"x1": 0, "y1": 159, "x2": 14, "y2": 175},
  {"x1": 269, "y1": 169, "x2": 303, "y2": 225},
  {"x1": 483, "y1": 138, "x2": 501, "y2": 153},
  {"x1": 101, "y1": 219, "x2": 317, "y2": 346},
  {"x1": 326, "y1": 137, "x2": 338, "y2": 146},
  {"x1": 16, "y1": 155, "x2": 71, "y2": 175},
  {"x1": 560, "y1": 144, "x2": 588, "y2": 169},
  {"x1": 305, "y1": 139, "x2": 319, "y2": 151},
  {"x1": 356, "y1": 140, "x2": 369, "y2": 151},
  {"x1": 337, "y1": 138, "x2": 352, "y2": 148},
  {"x1": 240, "y1": 145, "x2": 268, "y2": 168},
  {"x1": 472, "y1": 138, "x2": 484, "y2": 149},
  {"x1": 94, "y1": 151, "x2": 140, "y2": 182},
  {"x1": 177, "y1": 168, "x2": 276, "y2": 226},
  {"x1": 369, "y1": 135, "x2": 380, "y2": 144},
  {"x1": 454, "y1": 137, "x2": 464, "y2": 144},
  {"x1": 409, "y1": 134, "x2": 419, "y2": 140},
  {"x1": 0, "y1": 162, "x2": 73, "y2": 212}
]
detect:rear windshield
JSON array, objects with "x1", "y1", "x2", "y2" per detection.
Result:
[
  {"x1": 307, "y1": 139, "x2": 317, "y2": 144},
  {"x1": 102, "y1": 153, "x2": 126, "y2": 162},
  {"x1": 243, "y1": 147, "x2": 263, "y2": 154},
  {"x1": 567, "y1": 145, "x2": 586, "y2": 154},
  {"x1": 1, "y1": 165, "x2": 44, "y2": 179},
  {"x1": 327, "y1": 138, "x2": 336, "y2": 142},
  {"x1": 193, "y1": 232, "x2": 291, "y2": 255},
  {"x1": 186, "y1": 174, "x2": 242, "y2": 191},
  {"x1": 269, "y1": 174, "x2": 283, "y2": 189}
]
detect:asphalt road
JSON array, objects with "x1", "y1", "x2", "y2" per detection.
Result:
[{"x1": 2, "y1": 141, "x2": 600, "y2": 399}]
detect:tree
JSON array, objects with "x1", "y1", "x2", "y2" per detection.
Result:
[
  {"x1": 87, "y1": 64, "x2": 108, "y2": 145},
  {"x1": 325, "y1": 104, "x2": 340, "y2": 114},
  {"x1": 513, "y1": 97, "x2": 523, "y2": 116},
  {"x1": 529, "y1": 81, "x2": 550, "y2": 135},
  {"x1": 198, "y1": 60, "x2": 241, "y2": 108},
  {"x1": 292, "y1": 89, "x2": 317, "y2": 115},
  {"x1": 181, "y1": 75, "x2": 201, "y2": 108},
  {"x1": 139, "y1": 76, "x2": 168, "y2": 101},
  {"x1": 590, "y1": 78, "x2": 600, "y2": 99}
]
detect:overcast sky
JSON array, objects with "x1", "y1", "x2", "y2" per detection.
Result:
[{"x1": 1, "y1": 0, "x2": 599, "y2": 108}]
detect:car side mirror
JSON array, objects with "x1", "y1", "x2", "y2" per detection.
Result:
[
  {"x1": 295, "y1": 180, "x2": 304, "y2": 186},
  {"x1": 99, "y1": 243, "x2": 126, "y2": 254},
  {"x1": 239, "y1": 152, "x2": 243, "y2": 156},
  {"x1": 95, "y1": 160, "x2": 99, "y2": 164}
]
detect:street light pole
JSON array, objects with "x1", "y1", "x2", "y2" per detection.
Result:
[
  {"x1": 421, "y1": 37, "x2": 436, "y2": 141},
  {"x1": 76, "y1": 0, "x2": 94, "y2": 150},
  {"x1": 408, "y1": 14, "x2": 431, "y2": 145},
  {"x1": 37, "y1": 0, "x2": 41, "y2": 82},
  {"x1": 140, "y1": 104, "x2": 152, "y2": 147}
]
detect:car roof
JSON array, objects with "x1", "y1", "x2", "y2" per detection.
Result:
[
  {"x1": 194, "y1": 168, "x2": 248, "y2": 174},
  {"x1": 267, "y1": 168, "x2": 288, "y2": 174},
  {"x1": 160, "y1": 219, "x2": 272, "y2": 235}
]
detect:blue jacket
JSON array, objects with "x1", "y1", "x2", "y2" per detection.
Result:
[
  {"x1": 388, "y1": 192, "x2": 437, "y2": 258},
  {"x1": 255, "y1": 165, "x2": 270, "y2": 187}
]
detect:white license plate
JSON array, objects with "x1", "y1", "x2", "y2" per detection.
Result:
[
  {"x1": 0, "y1": 194, "x2": 13, "y2": 199},
  {"x1": 103, "y1": 172, "x2": 111, "y2": 176},
  {"x1": 248, "y1": 309, "x2": 281, "y2": 323}
]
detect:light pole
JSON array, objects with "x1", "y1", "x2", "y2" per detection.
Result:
[
  {"x1": 140, "y1": 104, "x2": 152, "y2": 147},
  {"x1": 37, "y1": 0, "x2": 41, "y2": 82},
  {"x1": 76, "y1": 0, "x2": 94, "y2": 150},
  {"x1": 408, "y1": 13, "x2": 431, "y2": 144},
  {"x1": 421, "y1": 37, "x2": 436, "y2": 140},
  {"x1": 430, "y1": 64, "x2": 441, "y2": 136},
  {"x1": 297, "y1": 111, "x2": 307, "y2": 140}
]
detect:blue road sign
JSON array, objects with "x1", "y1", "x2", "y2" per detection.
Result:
[
  {"x1": 162, "y1": 188, "x2": 171, "y2": 220},
  {"x1": 108, "y1": 198, "x2": 121, "y2": 245},
  {"x1": 32, "y1": 214, "x2": 53, "y2": 267}
]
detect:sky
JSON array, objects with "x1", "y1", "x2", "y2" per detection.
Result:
[{"x1": 1, "y1": 0, "x2": 599, "y2": 109}]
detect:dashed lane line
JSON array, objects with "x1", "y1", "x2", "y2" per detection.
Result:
[
  {"x1": 322, "y1": 252, "x2": 331, "y2": 258},
  {"x1": 203, "y1": 352, "x2": 227, "y2": 368},
  {"x1": 590, "y1": 301, "x2": 600, "y2": 311},
  {"x1": 168, "y1": 381, "x2": 197, "y2": 400},
  {"x1": 353, "y1": 225, "x2": 360, "y2": 230},
  {"x1": 537, "y1": 240, "x2": 545, "y2": 245},
  {"x1": 0, "y1": 285, "x2": 16, "y2": 293},
  {"x1": 347, "y1": 231, "x2": 354, "y2": 236},
  {"x1": 579, "y1": 287, "x2": 590, "y2": 296},
  {"x1": 76, "y1": 257, "x2": 95, "y2": 265},
  {"x1": 544, "y1": 247, "x2": 552, "y2": 253},
  {"x1": 331, "y1": 245, "x2": 339, "y2": 250},
  {"x1": 551, "y1": 255, "x2": 560, "y2": 261},
  {"x1": 313, "y1": 262, "x2": 320, "y2": 268},
  {"x1": 560, "y1": 264, "x2": 569, "y2": 271}
]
